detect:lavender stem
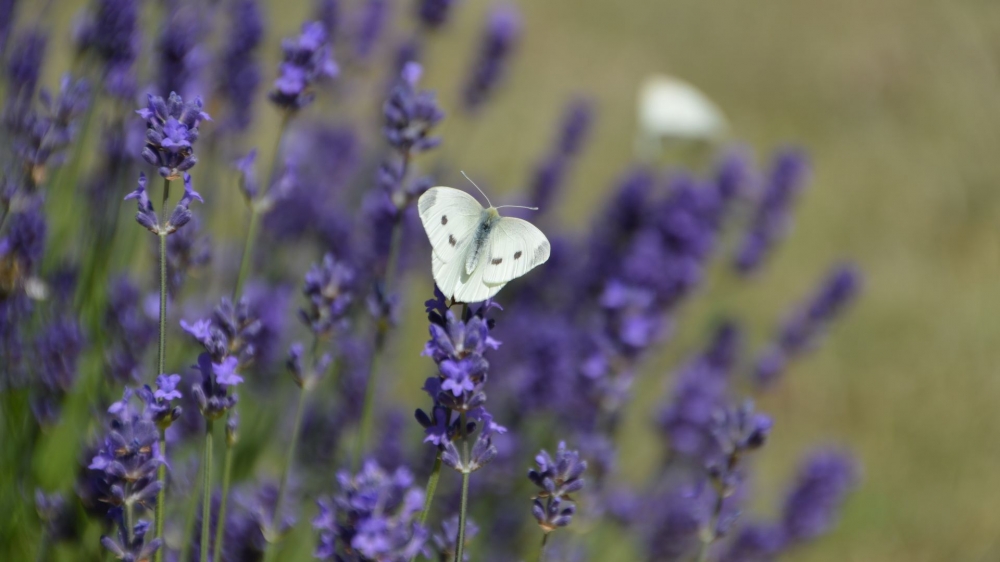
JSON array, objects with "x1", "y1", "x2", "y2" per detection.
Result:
[
  {"x1": 538, "y1": 533, "x2": 549, "y2": 562},
  {"x1": 353, "y1": 150, "x2": 411, "y2": 469},
  {"x1": 200, "y1": 421, "x2": 214, "y2": 562},
  {"x1": 212, "y1": 439, "x2": 234, "y2": 562},
  {"x1": 233, "y1": 111, "x2": 291, "y2": 300},
  {"x1": 153, "y1": 436, "x2": 167, "y2": 562},
  {"x1": 153, "y1": 177, "x2": 171, "y2": 562},
  {"x1": 455, "y1": 412, "x2": 471, "y2": 562},
  {"x1": 418, "y1": 452, "x2": 443, "y2": 525},
  {"x1": 696, "y1": 490, "x2": 725, "y2": 562},
  {"x1": 273, "y1": 382, "x2": 307, "y2": 530}
]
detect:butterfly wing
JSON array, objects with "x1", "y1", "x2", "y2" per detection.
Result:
[
  {"x1": 482, "y1": 217, "x2": 551, "y2": 286},
  {"x1": 435, "y1": 237, "x2": 507, "y2": 303},
  {"x1": 418, "y1": 187, "x2": 484, "y2": 264}
]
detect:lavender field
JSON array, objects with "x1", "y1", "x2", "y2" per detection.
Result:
[{"x1": 2, "y1": 1, "x2": 998, "y2": 561}]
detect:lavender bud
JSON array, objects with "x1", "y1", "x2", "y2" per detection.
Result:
[
  {"x1": 782, "y1": 450, "x2": 858, "y2": 542},
  {"x1": 734, "y1": 148, "x2": 810, "y2": 275},
  {"x1": 217, "y1": 0, "x2": 264, "y2": 131},
  {"x1": 270, "y1": 21, "x2": 338, "y2": 110},
  {"x1": 462, "y1": 4, "x2": 521, "y2": 112},
  {"x1": 136, "y1": 93, "x2": 211, "y2": 180}
]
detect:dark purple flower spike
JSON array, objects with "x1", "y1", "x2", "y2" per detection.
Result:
[{"x1": 137, "y1": 92, "x2": 211, "y2": 180}]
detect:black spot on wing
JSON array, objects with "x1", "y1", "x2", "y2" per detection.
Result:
[
  {"x1": 441, "y1": 215, "x2": 448, "y2": 225},
  {"x1": 448, "y1": 234, "x2": 457, "y2": 247},
  {"x1": 491, "y1": 257, "x2": 503, "y2": 265},
  {"x1": 514, "y1": 251, "x2": 522, "y2": 260}
]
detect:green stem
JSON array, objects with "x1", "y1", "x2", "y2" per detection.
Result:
[
  {"x1": 696, "y1": 491, "x2": 725, "y2": 562},
  {"x1": 179, "y1": 470, "x2": 201, "y2": 562},
  {"x1": 454, "y1": 413, "x2": 471, "y2": 562},
  {"x1": 153, "y1": 177, "x2": 171, "y2": 562},
  {"x1": 232, "y1": 110, "x2": 291, "y2": 301},
  {"x1": 539, "y1": 533, "x2": 549, "y2": 562},
  {"x1": 274, "y1": 385, "x2": 308, "y2": 531},
  {"x1": 353, "y1": 333, "x2": 383, "y2": 471},
  {"x1": 232, "y1": 210, "x2": 259, "y2": 300},
  {"x1": 406, "y1": 453, "x2": 444, "y2": 562},
  {"x1": 262, "y1": 381, "x2": 310, "y2": 562},
  {"x1": 418, "y1": 453, "x2": 443, "y2": 525},
  {"x1": 212, "y1": 443, "x2": 234, "y2": 562},
  {"x1": 125, "y1": 497, "x2": 134, "y2": 541},
  {"x1": 153, "y1": 436, "x2": 167, "y2": 562},
  {"x1": 200, "y1": 421, "x2": 214, "y2": 562},
  {"x1": 34, "y1": 530, "x2": 49, "y2": 562},
  {"x1": 455, "y1": 470, "x2": 471, "y2": 562}
]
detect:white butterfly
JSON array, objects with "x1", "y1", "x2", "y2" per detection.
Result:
[{"x1": 417, "y1": 175, "x2": 550, "y2": 303}]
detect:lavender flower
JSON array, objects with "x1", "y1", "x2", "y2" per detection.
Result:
[
  {"x1": 313, "y1": 461, "x2": 427, "y2": 561},
  {"x1": 658, "y1": 322, "x2": 742, "y2": 463},
  {"x1": 782, "y1": 450, "x2": 857, "y2": 542},
  {"x1": 719, "y1": 524, "x2": 785, "y2": 562},
  {"x1": 4, "y1": 29, "x2": 47, "y2": 113},
  {"x1": 0, "y1": 202, "x2": 46, "y2": 275},
  {"x1": 462, "y1": 4, "x2": 521, "y2": 111},
  {"x1": 137, "y1": 374, "x2": 183, "y2": 430},
  {"x1": 87, "y1": 389, "x2": 163, "y2": 516},
  {"x1": 315, "y1": 0, "x2": 339, "y2": 40},
  {"x1": 734, "y1": 148, "x2": 810, "y2": 274},
  {"x1": 286, "y1": 341, "x2": 332, "y2": 389},
  {"x1": 14, "y1": 76, "x2": 91, "y2": 178},
  {"x1": 101, "y1": 518, "x2": 162, "y2": 561},
  {"x1": 217, "y1": 0, "x2": 264, "y2": 131},
  {"x1": 754, "y1": 264, "x2": 861, "y2": 387},
  {"x1": 105, "y1": 275, "x2": 157, "y2": 383},
  {"x1": 165, "y1": 214, "x2": 211, "y2": 297},
  {"x1": 354, "y1": 0, "x2": 389, "y2": 61},
  {"x1": 35, "y1": 490, "x2": 78, "y2": 543},
  {"x1": 124, "y1": 172, "x2": 203, "y2": 234},
  {"x1": 382, "y1": 63, "x2": 445, "y2": 155},
  {"x1": 0, "y1": 0, "x2": 16, "y2": 55},
  {"x1": 528, "y1": 98, "x2": 594, "y2": 212},
  {"x1": 417, "y1": 0, "x2": 456, "y2": 29},
  {"x1": 32, "y1": 315, "x2": 84, "y2": 425},
  {"x1": 416, "y1": 293, "x2": 506, "y2": 473},
  {"x1": 300, "y1": 253, "x2": 355, "y2": 334},
  {"x1": 137, "y1": 92, "x2": 211, "y2": 180},
  {"x1": 270, "y1": 21, "x2": 338, "y2": 110},
  {"x1": 182, "y1": 298, "x2": 258, "y2": 419},
  {"x1": 157, "y1": 4, "x2": 205, "y2": 101},
  {"x1": 426, "y1": 515, "x2": 478, "y2": 562},
  {"x1": 528, "y1": 442, "x2": 586, "y2": 533},
  {"x1": 76, "y1": 0, "x2": 140, "y2": 98}
]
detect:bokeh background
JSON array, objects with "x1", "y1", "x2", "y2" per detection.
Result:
[{"x1": 9, "y1": 0, "x2": 1000, "y2": 561}]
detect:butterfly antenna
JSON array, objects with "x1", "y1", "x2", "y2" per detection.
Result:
[
  {"x1": 495, "y1": 205, "x2": 540, "y2": 211},
  {"x1": 461, "y1": 170, "x2": 493, "y2": 208}
]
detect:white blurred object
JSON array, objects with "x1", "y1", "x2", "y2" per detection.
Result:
[{"x1": 636, "y1": 74, "x2": 727, "y2": 159}]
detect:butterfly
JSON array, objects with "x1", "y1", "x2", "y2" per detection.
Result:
[{"x1": 417, "y1": 174, "x2": 550, "y2": 303}]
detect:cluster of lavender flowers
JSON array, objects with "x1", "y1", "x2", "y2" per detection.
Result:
[{"x1": 0, "y1": 2, "x2": 863, "y2": 562}]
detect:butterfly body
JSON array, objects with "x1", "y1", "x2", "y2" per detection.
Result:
[{"x1": 418, "y1": 186, "x2": 550, "y2": 303}]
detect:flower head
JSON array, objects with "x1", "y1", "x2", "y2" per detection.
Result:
[
  {"x1": 87, "y1": 389, "x2": 163, "y2": 515},
  {"x1": 137, "y1": 92, "x2": 211, "y2": 179},
  {"x1": 462, "y1": 4, "x2": 521, "y2": 111},
  {"x1": 270, "y1": 21, "x2": 337, "y2": 110},
  {"x1": 734, "y1": 148, "x2": 810, "y2": 274},
  {"x1": 314, "y1": 461, "x2": 427, "y2": 561},
  {"x1": 101, "y1": 517, "x2": 162, "y2": 561},
  {"x1": 300, "y1": 253, "x2": 355, "y2": 334},
  {"x1": 217, "y1": 0, "x2": 264, "y2": 131},
  {"x1": 383, "y1": 62, "x2": 444, "y2": 154},
  {"x1": 782, "y1": 450, "x2": 858, "y2": 542}
]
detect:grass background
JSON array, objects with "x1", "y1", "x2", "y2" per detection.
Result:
[{"x1": 15, "y1": 0, "x2": 1000, "y2": 560}]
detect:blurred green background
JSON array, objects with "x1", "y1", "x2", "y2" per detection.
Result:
[{"x1": 17, "y1": 0, "x2": 1000, "y2": 560}]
